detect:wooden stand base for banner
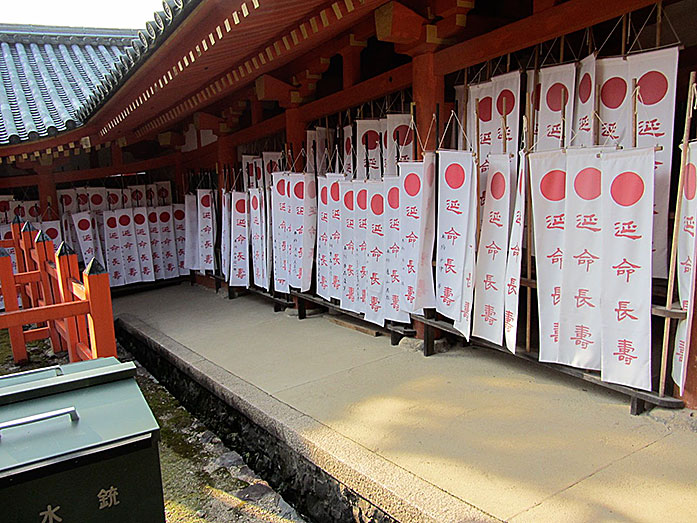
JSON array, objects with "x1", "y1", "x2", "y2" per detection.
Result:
[
  {"x1": 413, "y1": 312, "x2": 684, "y2": 415},
  {"x1": 291, "y1": 290, "x2": 416, "y2": 346}
]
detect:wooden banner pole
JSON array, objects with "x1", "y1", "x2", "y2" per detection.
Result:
[{"x1": 659, "y1": 71, "x2": 696, "y2": 396}]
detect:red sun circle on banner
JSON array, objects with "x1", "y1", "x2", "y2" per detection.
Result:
[
  {"x1": 134, "y1": 213, "x2": 146, "y2": 225},
  {"x1": 371, "y1": 194, "x2": 384, "y2": 215},
  {"x1": 285, "y1": 180, "x2": 291, "y2": 196},
  {"x1": 174, "y1": 209, "x2": 185, "y2": 221},
  {"x1": 546, "y1": 83, "x2": 570, "y2": 112},
  {"x1": 404, "y1": 173, "x2": 421, "y2": 196},
  {"x1": 330, "y1": 182, "x2": 340, "y2": 202},
  {"x1": 496, "y1": 89, "x2": 515, "y2": 116},
  {"x1": 601, "y1": 77, "x2": 627, "y2": 109},
  {"x1": 383, "y1": 130, "x2": 388, "y2": 149},
  {"x1": 357, "y1": 189, "x2": 367, "y2": 210},
  {"x1": 321, "y1": 185, "x2": 328, "y2": 205},
  {"x1": 362, "y1": 130, "x2": 380, "y2": 151},
  {"x1": 158, "y1": 187, "x2": 169, "y2": 198},
  {"x1": 579, "y1": 73, "x2": 592, "y2": 104},
  {"x1": 393, "y1": 125, "x2": 413, "y2": 147},
  {"x1": 256, "y1": 166, "x2": 262, "y2": 180},
  {"x1": 276, "y1": 179, "x2": 286, "y2": 196},
  {"x1": 0, "y1": 201, "x2": 8, "y2": 212},
  {"x1": 388, "y1": 187, "x2": 399, "y2": 209},
  {"x1": 491, "y1": 171, "x2": 506, "y2": 200},
  {"x1": 107, "y1": 192, "x2": 119, "y2": 205},
  {"x1": 445, "y1": 163, "x2": 465, "y2": 189},
  {"x1": 45, "y1": 227, "x2": 59, "y2": 240},
  {"x1": 574, "y1": 167, "x2": 601, "y2": 201},
  {"x1": 107, "y1": 217, "x2": 117, "y2": 229},
  {"x1": 294, "y1": 181, "x2": 304, "y2": 199},
  {"x1": 532, "y1": 83, "x2": 541, "y2": 111},
  {"x1": 478, "y1": 96, "x2": 492, "y2": 122},
  {"x1": 122, "y1": 193, "x2": 129, "y2": 205},
  {"x1": 201, "y1": 194, "x2": 211, "y2": 207},
  {"x1": 61, "y1": 194, "x2": 72, "y2": 207},
  {"x1": 78, "y1": 218, "x2": 90, "y2": 231},
  {"x1": 146, "y1": 188, "x2": 155, "y2": 201},
  {"x1": 3, "y1": 231, "x2": 11, "y2": 239},
  {"x1": 14, "y1": 206, "x2": 25, "y2": 217},
  {"x1": 235, "y1": 199, "x2": 246, "y2": 213},
  {"x1": 267, "y1": 161, "x2": 278, "y2": 173},
  {"x1": 132, "y1": 189, "x2": 143, "y2": 202},
  {"x1": 148, "y1": 212, "x2": 158, "y2": 223},
  {"x1": 251, "y1": 195, "x2": 259, "y2": 210},
  {"x1": 684, "y1": 163, "x2": 697, "y2": 201},
  {"x1": 637, "y1": 70, "x2": 668, "y2": 106},
  {"x1": 119, "y1": 214, "x2": 131, "y2": 226},
  {"x1": 345, "y1": 137, "x2": 351, "y2": 155},
  {"x1": 29, "y1": 205, "x2": 40, "y2": 217},
  {"x1": 159, "y1": 211, "x2": 170, "y2": 223},
  {"x1": 77, "y1": 193, "x2": 88, "y2": 205},
  {"x1": 611, "y1": 171, "x2": 644, "y2": 206},
  {"x1": 345, "y1": 190, "x2": 354, "y2": 210},
  {"x1": 540, "y1": 169, "x2": 566, "y2": 201}
]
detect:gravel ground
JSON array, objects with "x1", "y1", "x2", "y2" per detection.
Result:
[{"x1": 0, "y1": 329, "x2": 306, "y2": 523}]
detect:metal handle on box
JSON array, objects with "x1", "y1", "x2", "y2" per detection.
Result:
[
  {"x1": 0, "y1": 366, "x2": 63, "y2": 381},
  {"x1": 0, "y1": 407, "x2": 79, "y2": 440}
]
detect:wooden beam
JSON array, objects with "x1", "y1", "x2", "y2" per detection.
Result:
[
  {"x1": 434, "y1": 0, "x2": 657, "y2": 76},
  {"x1": 255, "y1": 74, "x2": 299, "y2": 107},
  {"x1": 51, "y1": 153, "x2": 179, "y2": 184},
  {"x1": 375, "y1": 2, "x2": 426, "y2": 45}
]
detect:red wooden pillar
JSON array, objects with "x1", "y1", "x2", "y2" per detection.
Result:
[
  {"x1": 285, "y1": 106, "x2": 305, "y2": 169},
  {"x1": 37, "y1": 165, "x2": 59, "y2": 220},
  {"x1": 412, "y1": 52, "x2": 445, "y2": 157},
  {"x1": 341, "y1": 46, "x2": 361, "y2": 89}
]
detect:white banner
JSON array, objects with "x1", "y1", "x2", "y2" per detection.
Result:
[
  {"x1": 158, "y1": 206, "x2": 179, "y2": 279},
  {"x1": 156, "y1": 181, "x2": 173, "y2": 206},
  {"x1": 103, "y1": 212, "x2": 125, "y2": 287},
  {"x1": 173, "y1": 204, "x2": 187, "y2": 276},
  {"x1": 327, "y1": 174, "x2": 344, "y2": 299},
  {"x1": 596, "y1": 56, "x2": 630, "y2": 147},
  {"x1": 183, "y1": 194, "x2": 199, "y2": 271},
  {"x1": 530, "y1": 149, "x2": 567, "y2": 363},
  {"x1": 364, "y1": 181, "x2": 387, "y2": 325},
  {"x1": 271, "y1": 173, "x2": 289, "y2": 293},
  {"x1": 536, "y1": 63, "x2": 575, "y2": 151},
  {"x1": 250, "y1": 189, "x2": 267, "y2": 289},
  {"x1": 355, "y1": 182, "x2": 369, "y2": 312},
  {"x1": 37, "y1": 220, "x2": 62, "y2": 248},
  {"x1": 473, "y1": 154, "x2": 511, "y2": 345},
  {"x1": 130, "y1": 185, "x2": 146, "y2": 208},
  {"x1": 383, "y1": 176, "x2": 410, "y2": 323},
  {"x1": 132, "y1": 207, "x2": 155, "y2": 282},
  {"x1": 57, "y1": 189, "x2": 77, "y2": 215},
  {"x1": 356, "y1": 119, "x2": 381, "y2": 180},
  {"x1": 105, "y1": 187, "x2": 123, "y2": 210},
  {"x1": 504, "y1": 152, "x2": 527, "y2": 353},
  {"x1": 436, "y1": 150, "x2": 475, "y2": 321},
  {"x1": 340, "y1": 181, "x2": 360, "y2": 313},
  {"x1": 115, "y1": 208, "x2": 141, "y2": 285},
  {"x1": 572, "y1": 54, "x2": 596, "y2": 147},
  {"x1": 230, "y1": 192, "x2": 250, "y2": 288},
  {"x1": 242, "y1": 155, "x2": 257, "y2": 190},
  {"x1": 468, "y1": 82, "x2": 494, "y2": 207},
  {"x1": 86, "y1": 188, "x2": 108, "y2": 212},
  {"x1": 600, "y1": 147, "x2": 654, "y2": 391},
  {"x1": 289, "y1": 174, "x2": 316, "y2": 291},
  {"x1": 316, "y1": 177, "x2": 331, "y2": 299},
  {"x1": 385, "y1": 114, "x2": 413, "y2": 176},
  {"x1": 631, "y1": 46, "x2": 679, "y2": 278},
  {"x1": 343, "y1": 124, "x2": 354, "y2": 177},
  {"x1": 673, "y1": 142, "x2": 697, "y2": 393},
  {"x1": 197, "y1": 189, "x2": 215, "y2": 271},
  {"x1": 148, "y1": 208, "x2": 164, "y2": 280},
  {"x1": 72, "y1": 212, "x2": 100, "y2": 266},
  {"x1": 221, "y1": 191, "x2": 231, "y2": 281},
  {"x1": 558, "y1": 149, "x2": 604, "y2": 369}
]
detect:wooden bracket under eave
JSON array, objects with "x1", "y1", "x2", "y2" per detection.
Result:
[{"x1": 374, "y1": 1, "x2": 426, "y2": 45}]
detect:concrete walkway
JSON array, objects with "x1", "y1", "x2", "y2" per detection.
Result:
[{"x1": 114, "y1": 284, "x2": 697, "y2": 522}]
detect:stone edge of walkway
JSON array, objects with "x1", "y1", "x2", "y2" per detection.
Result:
[{"x1": 115, "y1": 313, "x2": 498, "y2": 523}]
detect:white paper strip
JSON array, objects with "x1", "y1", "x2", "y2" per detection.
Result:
[
  {"x1": 173, "y1": 204, "x2": 187, "y2": 276},
  {"x1": 148, "y1": 208, "x2": 164, "y2": 280},
  {"x1": 221, "y1": 191, "x2": 231, "y2": 281},
  {"x1": 103, "y1": 211, "x2": 125, "y2": 287},
  {"x1": 197, "y1": 189, "x2": 215, "y2": 271},
  {"x1": 600, "y1": 147, "x2": 654, "y2": 391},
  {"x1": 355, "y1": 182, "x2": 369, "y2": 312},
  {"x1": 230, "y1": 192, "x2": 250, "y2": 288},
  {"x1": 132, "y1": 207, "x2": 155, "y2": 282},
  {"x1": 383, "y1": 176, "x2": 410, "y2": 323},
  {"x1": 364, "y1": 181, "x2": 387, "y2": 325},
  {"x1": 115, "y1": 208, "x2": 141, "y2": 285},
  {"x1": 184, "y1": 194, "x2": 199, "y2": 271},
  {"x1": 316, "y1": 177, "x2": 331, "y2": 299},
  {"x1": 158, "y1": 206, "x2": 179, "y2": 279},
  {"x1": 271, "y1": 173, "x2": 289, "y2": 293},
  {"x1": 72, "y1": 211, "x2": 100, "y2": 265},
  {"x1": 327, "y1": 174, "x2": 344, "y2": 299},
  {"x1": 340, "y1": 181, "x2": 360, "y2": 313}
]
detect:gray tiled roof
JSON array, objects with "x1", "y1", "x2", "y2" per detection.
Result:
[{"x1": 0, "y1": 24, "x2": 137, "y2": 144}]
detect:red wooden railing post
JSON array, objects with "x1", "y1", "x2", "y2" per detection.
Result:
[
  {"x1": 55, "y1": 242, "x2": 81, "y2": 362},
  {"x1": 83, "y1": 258, "x2": 117, "y2": 359},
  {"x1": 0, "y1": 247, "x2": 27, "y2": 363},
  {"x1": 20, "y1": 221, "x2": 39, "y2": 307},
  {"x1": 34, "y1": 231, "x2": 62, "y2": 353},
  {"x1": 10, "y1": 217, "x2": 29, "y2": 308}
]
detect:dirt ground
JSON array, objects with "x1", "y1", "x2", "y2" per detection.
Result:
[{"x1": 0, "y1": 330, "x2": 305, "y2": 523}]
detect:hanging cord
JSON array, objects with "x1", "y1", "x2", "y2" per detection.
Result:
[
  {"x1": 540, "y1": 38, "x2": 559, "y2": 67},
  {"x1": 437, "y1": 110, "x2": 457, "y2": 150},
  {"x1": 663, "y1": 6, "x2": 681, "y2": 46},
  {"x1": 410, "y1": 113, "x2": 436, "y2": 154},
  {"x1": 452, "y1": 109, "x2": 472, "y2": 151},
  {"x1": 597, "y1": 16, "x2": 625, "y2": 55}
]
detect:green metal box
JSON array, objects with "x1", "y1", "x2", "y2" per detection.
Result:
[{"x1": 0, "y1": 357, "x2": 165, "y2": 522}]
